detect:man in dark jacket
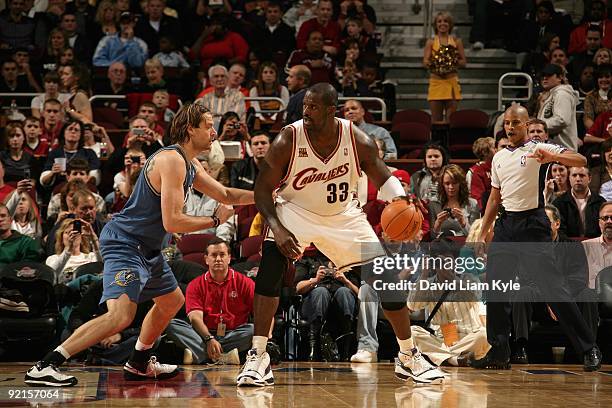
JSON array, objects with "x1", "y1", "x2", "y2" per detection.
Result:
[
  {"x1": 285, "y1": 65, "x2": 311, "y2": 125},
  {"x1": 230, "y1": 133, "x2": 270, "y2": 190},
  {"x1": 553, "y1": 166, "x2": 606, "y2": 238}
]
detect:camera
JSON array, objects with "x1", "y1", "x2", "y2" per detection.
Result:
[
  {"x1": 23, "y1": 168, "x2": 30, "y2": 179},
  {"x1": 444, "y1": 208, "x2": 455, "y2": 219},
  {"x1": 231, "y1": 123, "x2": 242, "y2": 130},
  {"x1": 73, "y1": 219, "x2": 82, "y2": 233},
  {"x1": 132, "y1": 128, "x2": 145, "y2": 136},
  {"x1": 324, "y1": 267, "x2": 336, "y2": 277},
  {"x1": 130, "y1": 155, "x2": 142, "y2": 164},
  {"x1": 83, "y1": 124, "x2": 92, "y2": 132}
]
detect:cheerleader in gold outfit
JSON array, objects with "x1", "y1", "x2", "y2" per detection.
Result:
[{"x1": 423, "y1": 11, "x2": 467, "y2": 123}]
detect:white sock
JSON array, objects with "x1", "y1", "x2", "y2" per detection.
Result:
[
  {"x1": 135, "y1": 339, "x2": 154, "y2": 351},
  {"x1": 55, "y1": 346, "x2": 71, "y2": 359},
  {"x1": 397, "y1": 337, "x2": 414, "y2": 353},
  {"x1": 252, "y1": 336, "x2": 268, "y2": 355},
  {"x1": 447, "y1": 356, "x2": 458, "y2": 366}
]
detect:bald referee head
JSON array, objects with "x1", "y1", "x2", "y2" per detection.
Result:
[{"x1": 503, "y1": 103, "x2": 530, "y2": 147}]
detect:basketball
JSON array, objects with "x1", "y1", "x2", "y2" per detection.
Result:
[{"x1": 380, "y1": 200, "x2": 422, "y2": 241}]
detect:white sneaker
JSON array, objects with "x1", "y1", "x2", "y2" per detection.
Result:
[
  {"x1": 350, "y1": 350, "x2": 378, "y2": 363},
  {"x1": 472, "y1": 41, "x2": 484, "y2": 51},
  {"x1": 24, "y1": 362, "x2": 78, "y2": 387},
  {"x1": 124, "y1": 356, "x2": 179, "y2": 380},
  {"x1": 219, "y1": 348, "x2": 240, "y2": 365},
  {"x1": 395, "y1": 348, "x2": 446, "y2": 384},
  {"x1": 236, "y1": 349, "x2": 274, "y2": 387}
]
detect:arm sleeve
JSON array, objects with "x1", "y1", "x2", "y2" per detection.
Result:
[
  {"x1": 92, "y1": 37, "x2": 111, "y2": 66},
  {"x1": 185, "y1": 279, "x2": 204, "y2": 316},
  {"x1": 378, "y1": 128, "x2": 397, "y2": 159},
  {"x1": 125, "y1": 39, "x2": 148, "y2": 67},
  {"x1": 490, "y1": 157, "x2": 500, "y2": 188}
]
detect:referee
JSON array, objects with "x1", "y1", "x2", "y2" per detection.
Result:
[{"x1": 475, "y1": 104, "x2": 602, "y2": 371}]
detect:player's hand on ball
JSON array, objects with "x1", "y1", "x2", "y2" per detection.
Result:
[
  {"x1": 274, "y1": 226, "x2": 302, "y2": 259},
  {"x1": 214, "y1": 204, "x2": 234, "y2": 224}
]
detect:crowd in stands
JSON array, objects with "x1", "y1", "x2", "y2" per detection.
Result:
[{"x1": 0, "y1": 0, "x2": 610, "y2": 368}]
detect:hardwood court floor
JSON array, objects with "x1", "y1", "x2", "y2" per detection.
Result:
[{"x1": 0, "y1": 362, "x2": 610, "y2": 407}]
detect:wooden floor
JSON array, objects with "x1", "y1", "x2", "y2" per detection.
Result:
[{"x1": 0, "y1": 362, "x2": 611, "y2": 407}]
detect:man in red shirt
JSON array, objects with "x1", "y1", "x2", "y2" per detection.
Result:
[
  {"x1": 296, "y1": 0, "x2": 341, "y2": 56},
  {"x1": 165, "y1": 238, "x2": 255, "y2": 364},
  {"x1": 585, "y1": 110, "x2": 612, "y2": 144},
  {"x1": 40, "y1": 99, "x2": 63, "y2": 149}
]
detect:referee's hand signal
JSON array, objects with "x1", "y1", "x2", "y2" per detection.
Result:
[{"x1": 527, "y1": 148, "x2": 555, "y2": 164}]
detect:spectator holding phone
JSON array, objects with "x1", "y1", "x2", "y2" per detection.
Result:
[
  {"x1": 45, "y1": 218, "x2": 101, "y2": 284},
  {"x1": 428, "y1": 164, "x2": 480, "y2": 238},
  {"x1": 112, "y1": 149, "x2": 146, "y2": 205}
]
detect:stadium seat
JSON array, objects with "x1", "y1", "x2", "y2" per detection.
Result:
[
  {"x1": 177, "y1": 233, "x2": 216, "y2": 258},
  {"x1": 448, "y1": 109, "x2": 490, "y2": 158},
  {"x1": 392, "y1": 109, "x2": 432, "y2": 130},
  {"x1": 93, "y1": 106, "x2": 125, "y2": 129},
  {"x1": 240, "y1": 235, "x2": 264, "y2": 262},
  {"x1": 392, "y1": 122, "x2": 431, "y2": 158}
]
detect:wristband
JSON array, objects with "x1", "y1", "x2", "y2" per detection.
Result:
[{"x1": 211, "y1": 215, "x2": 220, "y2": 227}]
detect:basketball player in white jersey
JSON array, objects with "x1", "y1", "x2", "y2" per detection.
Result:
[{"x1": 236, "y1": 83, "x2": 447, "y2": 386}]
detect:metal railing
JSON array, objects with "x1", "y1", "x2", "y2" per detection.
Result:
[
  {"x1": 497, "y1": 73, "x2": 533, "y2": 111},
  {"x1": 339, "y1": 97, "x2": 388, "y2": 121}
]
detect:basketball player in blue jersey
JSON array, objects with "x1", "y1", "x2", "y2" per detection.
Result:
[
  {"x1": 25, "y1": 103, "x2": 255, "y2": 387},
  {"x1": 236, "y1": 83, "x2": 447, "y2": 386}
]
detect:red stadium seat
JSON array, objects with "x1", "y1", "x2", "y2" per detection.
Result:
[
  {"x1": 177, "y1": 233, "x2": 216, "y2": 257},
  {"x1": 392, "y1": 109, "x2": 432, "y2": 130},
  {"x1": 240, "y1": 235, "x2": 264, "y2": 261},
  {"x1": 448, "y1": 109, "x2": 490, "y2": 158},
  {"x1": 392, "y1": 122, "x2": 431, "y2": 158}
]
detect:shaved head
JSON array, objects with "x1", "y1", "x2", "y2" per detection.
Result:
[
  {"x1": 306, "y1": 83, "x2": 338, "y2": 108},
  {"x1": 504, "y1": 103, "x2": 529, "y2": 120},
  {"x1": 503, "y1": 103, "x2": 530, "y2": 146}
]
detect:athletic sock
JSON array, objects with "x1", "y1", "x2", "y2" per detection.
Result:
[
  {"x1": 252, "y1": 336, "x2": 268, "y2": 356},
  {"x1": 129, "y1": 339, "x2": 154, "y2": 371},
  {"x1": 397, "y1": 337, "x2": 414, "y2": 354},
  {"x1": 40, "y1": 346, "x2": 70, "y2": 367}
]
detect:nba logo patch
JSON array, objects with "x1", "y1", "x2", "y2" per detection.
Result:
[
  {"x1": 230, "y1": 290, "x2": 238, "y2": 298},
  {"x1": 299, "y1": 148, "x2": 308, "y2": 157},
  {"x1": 344, "y1": 148, "x2": 348, "y2": 156},
  {"x1": 520, "y1": 155, "x2": 527, "y2": 167}
]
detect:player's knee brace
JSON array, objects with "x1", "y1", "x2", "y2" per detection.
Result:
[
  {"x1": 254, "y1": 241, "x2": 288, "y2": 297},
  {"x1": 381, "y1": 301, "x2": 407, "y2": 311}
]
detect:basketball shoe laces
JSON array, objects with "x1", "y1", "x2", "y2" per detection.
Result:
[
  {"x1": 241, "y1": 350, "x2": 262, "y2": 374},
  {"x1": 400, "y1": 349, "x2": 435, "y2": 375},
  {"x1": 146, "y1": 356, "x2": 172, "y2": 379}
]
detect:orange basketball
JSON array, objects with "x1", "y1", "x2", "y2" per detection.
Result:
[{"x1": 380, "y1": 200, "x2": 422, "y2": 241}]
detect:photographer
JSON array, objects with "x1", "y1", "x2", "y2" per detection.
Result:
[
  {"x1": 218, "y1": 111, "x2": 252, "y2": 159},
  {"x1": 429, "y1": 164, "x2": 480, "y2": 238},
  {"x1": 294, "y1": 254, "x2": 360, "y2": 361},
  {"x1": 407, "y1": 238, "x2": 489, "y2": 367}
]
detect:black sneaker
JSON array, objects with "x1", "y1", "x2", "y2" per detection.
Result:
[
  {"x1": 24, "y1": 362, "x2": 78, "y2": 387},
  {"x1": 511, "y1": 346, "x2": 528, "y2": 364},
  {"x1": 584, "y1": 346, "x2": 602, "y2": 372},
  {"x1": 124, "y1": 356, "x2": 179, "y2": 380},
  {"x1": 471, "y1": 348, "x2": 511, "y2": 370}
]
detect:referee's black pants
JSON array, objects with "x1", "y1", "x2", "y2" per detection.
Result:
[{"x1": 486, "y1": 208, "x2": 596, "y2": 358}]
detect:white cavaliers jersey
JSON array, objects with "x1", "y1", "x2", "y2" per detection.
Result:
[{"x1": 276, "y1": 118, "x2": 362, "y2": 216}]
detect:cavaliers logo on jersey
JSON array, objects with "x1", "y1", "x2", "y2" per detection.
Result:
[{"x1": 292, "y1": 164, "x2": 350, "y2": 190}]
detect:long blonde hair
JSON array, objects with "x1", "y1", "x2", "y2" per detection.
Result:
[{"x1": 54, "y1": 218, "x2": 91, "y2": 255}]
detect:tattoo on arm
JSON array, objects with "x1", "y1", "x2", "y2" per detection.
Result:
[{"x1": 145, "y1": 157, "x2": 155, "y2": 178}]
